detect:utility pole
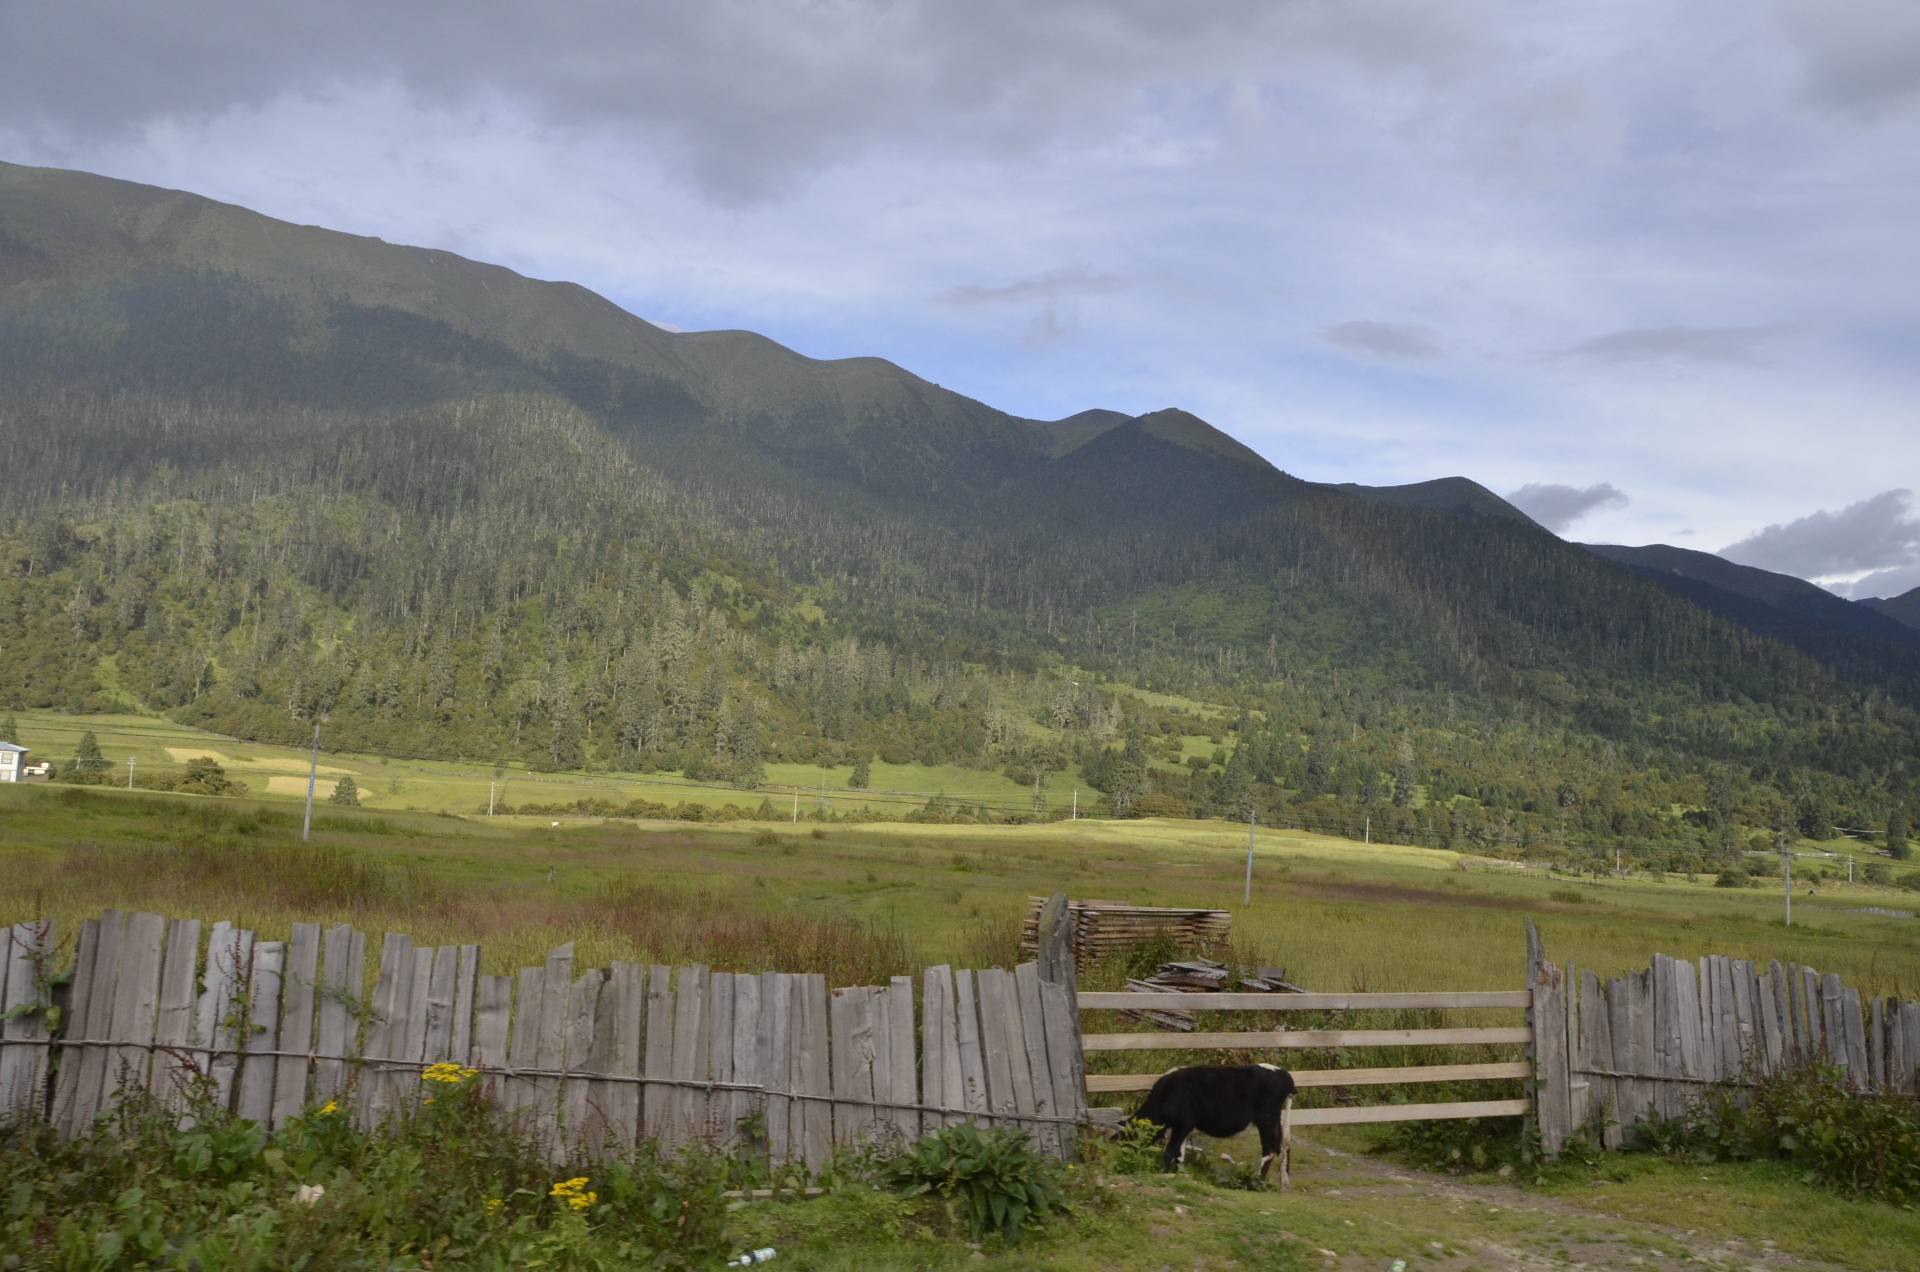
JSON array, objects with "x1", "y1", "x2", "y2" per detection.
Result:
[
  {"x1": 127, "y1": 756, "x2": 135, "y2": 790},
  {"x1": 1243, "y1": 808, "x2": 1256, "y2": 906},
  {"x1": 1072, "y1": 789, "x2": 1078, "y2": 820},
  {"x1": 1615, "y1": 844, "x2": 1621, "y2": 876},
  {"x1": 301, "y1": 721, "x2": 321, "y2": 844},
  {"x1": 1364, "y1": 813, "x2": 1370, "y2": 845},
  {"x1": 791, "y1": 791, "x2": 798, "y2": 824},
  {"x1": 1783, "y1": 848, "x2": 1793, "y2": 928},
  {"x1": 488, "y1": 781, "x2": 496, "y2": 816}
]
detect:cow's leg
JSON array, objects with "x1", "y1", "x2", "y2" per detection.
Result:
[
  {"x1": 1255, "y1": 1105, "x2": 1282, "y2": 1179},
  {"x1": 1162, "y1": 1122, "x2": 1193, "y2": 1171}
]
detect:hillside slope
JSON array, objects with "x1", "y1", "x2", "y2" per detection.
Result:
[{"x1": 2, "y1": 160, "x2": 1916, "y2": 855}]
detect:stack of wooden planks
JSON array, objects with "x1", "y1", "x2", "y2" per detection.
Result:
[
  {"x1": 1018, "y1": 898, "x2": 1231, "y2": 965},
  {"x1": 1116, "y1": 959, "x2": 1305, "y2": 1030}
]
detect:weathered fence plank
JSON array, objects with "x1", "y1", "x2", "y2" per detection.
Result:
[
  {"x1": 952, "y1": 970, "x2": 990, "y2": 1123},
  {"x1": 272, "y1": 923, "x2": 320, "y2": 1127},
  {"x1": 313, "y1": 924, "x2": 364, "y2": 1104},
  {"x1": 885, "y1": 975, "x2": 918, "y2": 1147},
  {"x1": 730, "y1": 971, "x2": 761, "y2": 1154},
  {"x1": 796, "y1": 973, "x2": 832, "y2": 1173},
  {"x1": 670, "y1": 964, "x2": 708, "y2": 1149},
  {"x1": 1, "y1": 921, "x2": 53, "y2": 1120},
  {"x1": 643, "y1": 965, "x2": 674, "y2": 1144},
  {"x1": 49, "y1": 916, "x2": 101, "y2": 1134},
  {"x1": 757, "y1": 971, "x2": 792, "y2": 1165},
  {"x1": 103, "y1": 913, "x2": 166, "y2": 1122},
  {"x1": 235, "y1": 940, "x2": 285, "y2": 1125},
  {"x1": 706, "y1": 971, "x2": 734, "y2": 1147}
]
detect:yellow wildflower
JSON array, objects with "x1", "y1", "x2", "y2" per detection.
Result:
[
  {"x1": 568, "y1": 1191, "x2": 598, "y2": 1211},
  {"x1": 318, "y1": 1100, "x2": 339, "y2": 1115},
  {"x1": 422, "y1": 1062, "x2": 478, "y2": 1084},
  {"x1": 485, "y1": 1198, "x2": 504, "y2": 1216}
]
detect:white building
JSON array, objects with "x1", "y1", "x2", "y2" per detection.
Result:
[{"x1": 0, "y1": 741, "x2": 25, "y2": 782}]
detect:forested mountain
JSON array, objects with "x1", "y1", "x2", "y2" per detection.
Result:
[
  {"x1": 1586, "y1": 543, "x2": 1920, "y2": 657},
  {"x1": 1862, "y1": 587, "x2": 1920, "y2": 633},
  {"x1": 1, "y1": 160, "x2": 1914, "y2": 863}
]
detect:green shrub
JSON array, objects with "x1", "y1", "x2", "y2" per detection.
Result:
[
  {"x1": 892, "y1": 1124, "x2": 1066, "y2": 1244},
  {"x1": 1649, "y1": 1062, "x2": 1920, "y2": 1204},
  {"x1": 0, "y1": 1073, "x2": 731, "y2": 1268},
  {"x1": 1713, "y1": 869, "x2": 1751, "y2": 889},
  {"x1": 1864, "y1": 863, "x2": 1892, "y2": 886}
]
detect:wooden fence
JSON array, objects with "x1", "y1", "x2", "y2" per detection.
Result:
[
  {"x1": 1531, "y1": 929, "x2": 1920, "y2": 1155},
  {"x1": 0, "y1": 911, "x2": 1086, "y2": 1169}
]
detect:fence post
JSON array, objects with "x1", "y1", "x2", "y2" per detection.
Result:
[
  {"x1": 1527, "y1": 920, "x2": 1572, "y2": 1158},
  {"x1": 1035, "y1": 892, "x2": 1075, "y2": 993}
]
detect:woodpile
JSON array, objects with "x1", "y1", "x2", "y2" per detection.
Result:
[
  {"x1": 1019, "y1": 898, "x2": 1232, "y2": 965},
  {"x1": 1117, "y1": 959, "x2": 1306, "y2": 1031}
]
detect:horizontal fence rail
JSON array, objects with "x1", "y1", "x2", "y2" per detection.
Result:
[
  {"x1": 1083, "y1": 1027, "x2": 1534, "y2": 1052},
  {"x1": 1086, "y1": 1060, "x2": 1532, "y2": 1095},
  {"x1": 1078, "y1": 991, "x2": 1532, "y2": 1012}
]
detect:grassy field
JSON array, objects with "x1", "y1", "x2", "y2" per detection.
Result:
[
  {"x1": 5, "y1": 782, "x2": 1919, "y2": 1268},
  {"x1": 0, "y1": 709, "x2": 1078, "y2": 818},
  {"x1": 4, "y1": 781, "x2": 1915, "y2": 995}
]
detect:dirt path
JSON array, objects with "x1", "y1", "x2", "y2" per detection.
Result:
[{"x1": 1258, "y1": 1136, "x2": 1854, "y2": 1271}]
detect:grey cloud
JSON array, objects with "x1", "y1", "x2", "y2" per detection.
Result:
[
  {"x1": 942, "y1": 268, "x2": 1125, "y2": 308},
  {"x1": 1720, "y1": 489, "x2": 1920, "y2": 581},
  {"x1": 1561, "y1": 325, "x2": 1783, "y2": 367},
  {"x1": 1320, "y1": 321, "x2": 1443, "y2": 360},
  {"x1": 1781, "y1": 0, "x2": 1920, "y2": 117},
  {"x1": 1851, "y1": 562, "x2": 1920, "y2": 601},
  {"x1": 0, "y1": 0, "x2": 1494, "y2": 203},
  {"x1": 1506, "y1": 482, "x2": 1629, "y2": 533}
]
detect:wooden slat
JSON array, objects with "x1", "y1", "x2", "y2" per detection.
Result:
[
  {"x1": 1884, "y1": 998, "x2": 1906, "y2": 1095},
  {"x1": 421, "y1": 944, "x2": 458, "y2": 1065},
  {"x1": 0, "y1": 920, "x2": 52, "y2": 1120},
  {"x1": 102, "y1": 912, "x2": 166, "y2": 1121},
  {"x1": 827, "y1": 985, "x2": 872, "y2": 1147},
  {"x1": 357, "y1": 932, "x2": 411, "y2": 1127},
  {"x1": 642, "y1": 964, "x2": 674, "y2": 1144},
  {"x1": 272, "y1": 923, "x2": 320, "y2": 1127},
  {"x1": 234, "y1": 940, "x2": 285, "y2": 1124},
  {"x1": 204, "y1": 924, "x2": 253, "y2": 1118},
  {"x1": 1014, "y1": 963, "x2": 1059, "y2": 1155},
  {"x1": 1800, "y1": 965, "x2": 1824, "y2": 1060},
  {"x1": 922, "y1": 965, "x2": 958, "y2": 1128},
  {"x1": 706, "y1": 971, "x2": 734, "y2": 1146},
  {"x1": 144, "y1": 917, "x2": 196, "y2": 1117},
  {"x1": 731, "y1": 971, "x2": 761, "y2": 1155},
  {"x1": 532, "y1": 944, "x2": 575, "y2": 1156},
  {"x1": 472, "y1": 975, "x2": 513, "y2": 1075},
  {"x1": 1755, "y1": 965, "x2": 1784, "y2": 1076},
  {"x1": 1565, "y1": 964, "x2": 1590, "y2": 1135},
  {"x1": 607, "y1": 962, "x2": 645, "y2": 1155},
  {"x1": 505, "y1": 965, "x2": 543, "y2": 1126},
  {"x1": 757, "y1": 971, "x2": 792, "y2": 1165},
  {"x1": 1631, "y1": 967, "x2": 1656, "y2": 1134},
  {"x1": 1842, "y1": 987, "x2": 1869, "y2": 1091},
  {"x1": 671, "y1": 964, "x2": 708, "y2": 1149},
  {"x1": 796, "y1": 973, "x2": 832, "y2": 1174},
  {"x1": 450, "y1": 945, "x2": 479, "y2": 1065},
  {"x1": 1081, "y1": 1026, "x2": 1534, "y2": 1051},
  {"x1": 395, "y1": 946, "x2": 435, "y2": 1114},
  {"x1": 1287, "y1": 1098, "x2": 1530, "y2": 1127},
  {"x1": 952, "y1": 970, "x2": 990, "y2": 1121},
  {"x1": 869, "y1": 986, "x2": 895, "y2": 1147},
  {"x1": 1084, "y1": 1059, "x2": 1533, "y2": 1094},
  {"x1": 885, "y1": 975, "x2": 918, "y2": 1147},
  {"x1": 974, "y1": 970, "x2": 1018, "y2": 1129},
  {"x1": 1530, "y1": 940, "x2": 1571, "y2": 1157},
  {"x1": 1820, "y1": 971, "x2": 1845, "y2": 1069},
  {"x1": 49, "y1": 915, "x2": 102, "y2": 1135},
  {"x1": 1076, "y1": 990, "x2": 1530, "y2": 1012},
  {"x1": 1038, "y1": 975, "x2": 1083, "y2": 1156},
  {"x1": 313, "y1": 924, "x2": 364, "y2": 1103},
  {"x1": 560, "y1": 968, "x2": 604, "y2": 1156},
  {"x1": 580, "y1": 968, "x2": 618, "y2": 1159},
  {"x1": 1869, "y1": 998, "x2": 1887, "y2": 1091}
]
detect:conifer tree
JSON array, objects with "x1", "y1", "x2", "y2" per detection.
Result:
[
  {"x1": 329, "y1": 774, "x2": 360, "y2": 806},
  {"x1": 71, "y1": 730, "x2": 107, "y2": 776},
  {"x1": 0, "y1": 712, "x2": 17, "y2": 744},
  {"x1": 1889, "y1": 804, "x2": 1911, "y2": 861},
  {"x1": 849, "y1": 755, "x2": 871, "y2": 789}
]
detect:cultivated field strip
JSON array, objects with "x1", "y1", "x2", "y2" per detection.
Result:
[{"x1": 0, "y1": 910, "x2": 1086, "y2": 1171}]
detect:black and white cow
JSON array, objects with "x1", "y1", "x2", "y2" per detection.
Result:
[{"x1": 1131, "y1": 1062, "x2": 1297, "y2": 1177}]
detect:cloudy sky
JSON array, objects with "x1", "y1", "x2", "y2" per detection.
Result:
[{"x1": 4, "y1": 1, "x2": 1918, "y2": 596}]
